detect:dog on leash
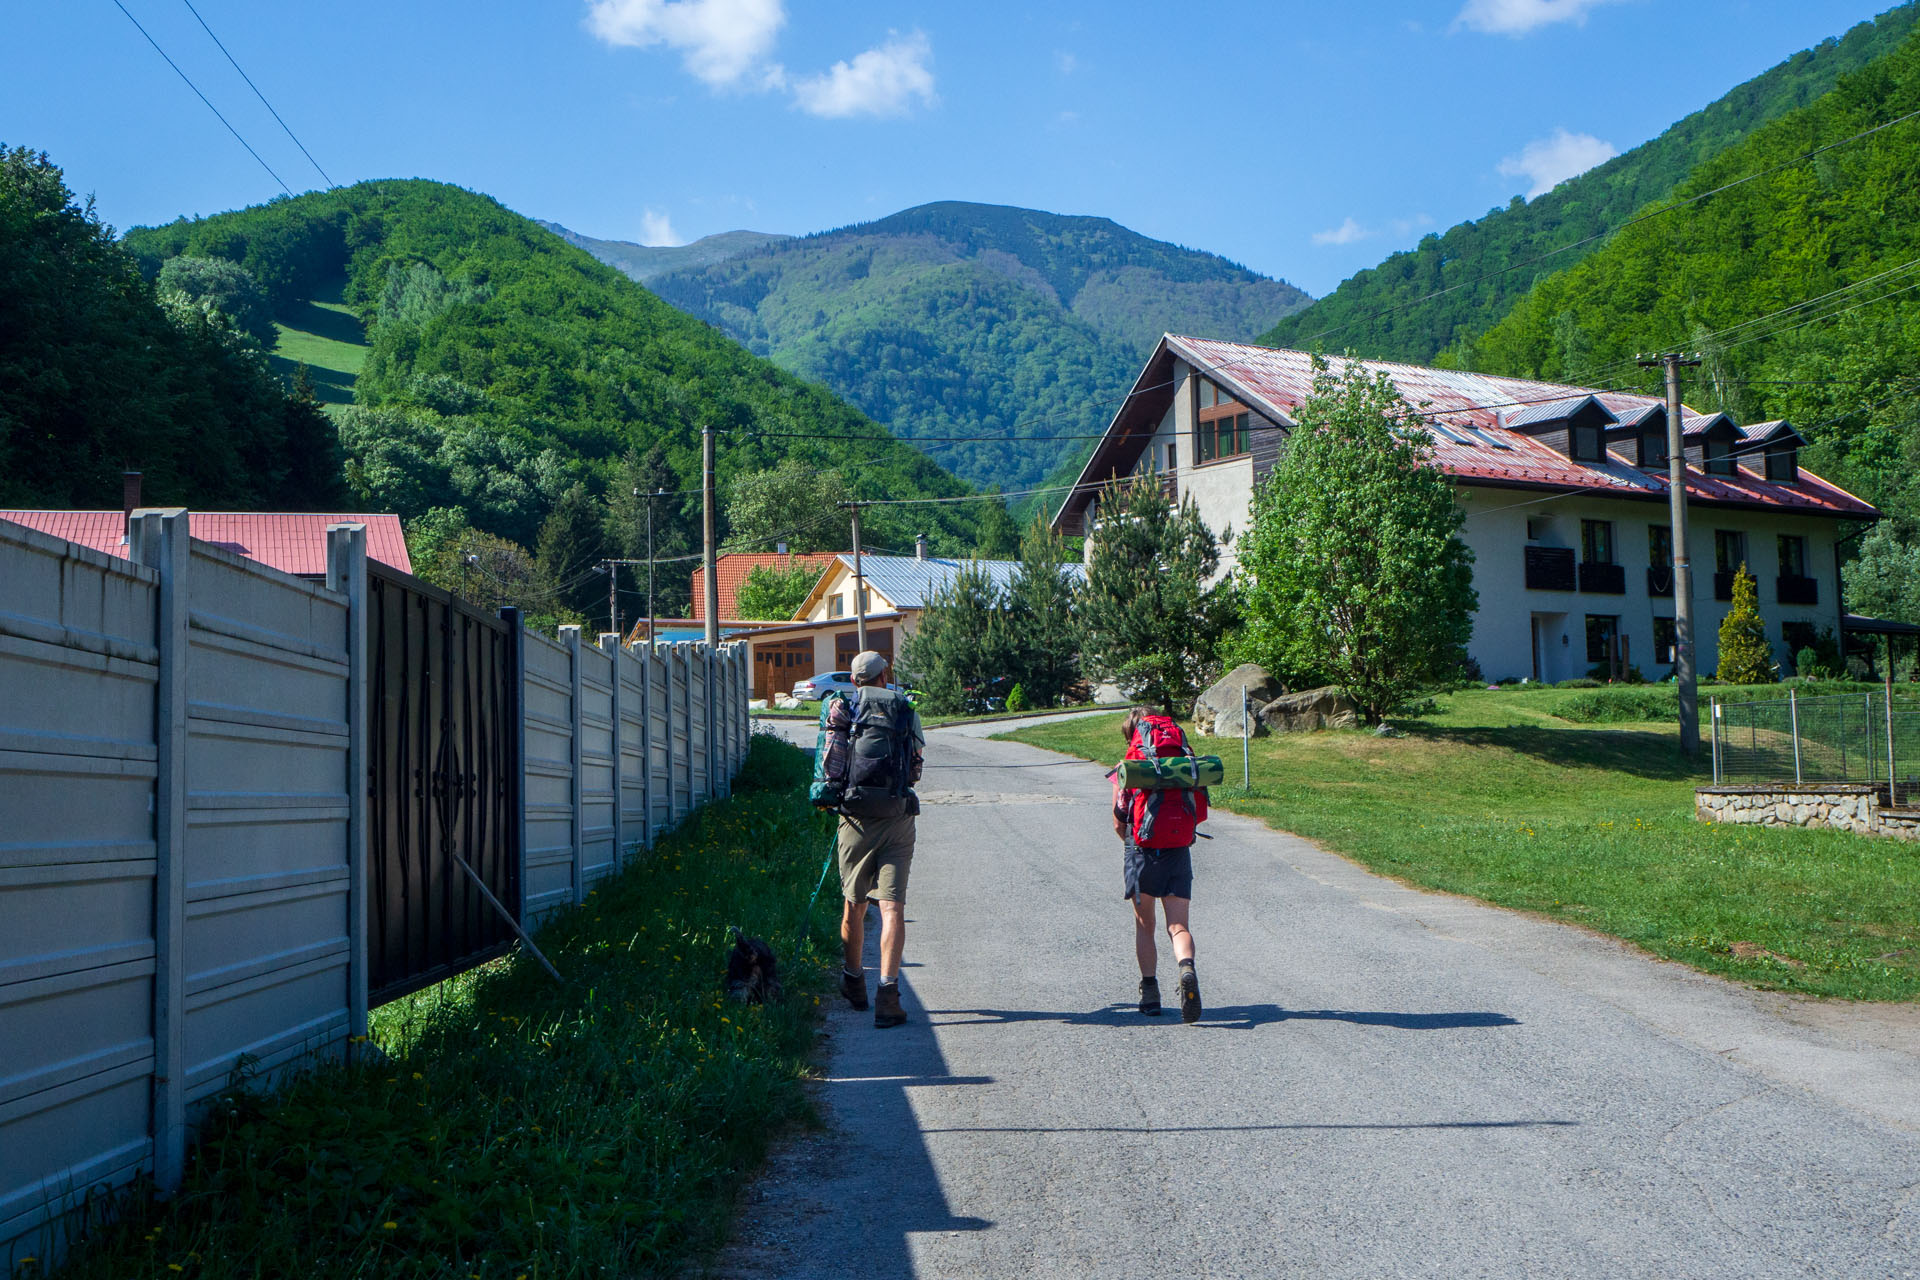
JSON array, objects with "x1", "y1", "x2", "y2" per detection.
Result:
[{"x1": 725, "y1": 929, "x2": 782, "y2": 1004}]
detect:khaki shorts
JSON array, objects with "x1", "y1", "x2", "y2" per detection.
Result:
[{"x1": 838, "y1": 814, "x2": 915, "y2": 904}]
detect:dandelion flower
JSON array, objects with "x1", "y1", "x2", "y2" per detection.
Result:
[{"x1": 382, "y1": 1221, "x2": 399, "y2": 1230}]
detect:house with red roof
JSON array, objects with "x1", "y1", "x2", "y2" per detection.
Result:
[
  {"x1": 689, "y1": 551, "x2": 839, "y2": 621},
  {"x1": 1, "y1": 505, "x2": 411, "y2": 578},
  {"x1": 1053, "y1": 335, "x2": 1876, "y2": 684}
]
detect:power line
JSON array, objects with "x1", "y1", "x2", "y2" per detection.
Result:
[
  {"x1": 1291, "y1": 103, "x2": 1920, "y2": 349},
  {"x1": 108, "y1": 0, "x2": 292, "y2": 197},
  {"x1": 178, "y1": 0, "x2": 334, "y2": 188}
]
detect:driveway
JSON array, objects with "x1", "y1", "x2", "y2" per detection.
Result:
[{"x1": 725, "y1": 717, "x2": 1920, "y2": 1278}]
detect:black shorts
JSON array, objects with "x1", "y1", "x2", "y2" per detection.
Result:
[{"x1": 1123, "y1": 840, "x2": 1193, "y2": 901}]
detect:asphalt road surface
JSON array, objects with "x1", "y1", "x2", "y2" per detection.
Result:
[{"x1": 718, "y1": 717, "x2": 1920, "y2": 1279}]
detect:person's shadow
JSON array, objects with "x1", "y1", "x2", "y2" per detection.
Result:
[{"x1": 931, "y1": 1005, "x2": 1520, "y2": 1030}]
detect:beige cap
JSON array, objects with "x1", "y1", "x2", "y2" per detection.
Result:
[{"x1": 850, "y1": 650, "x2": 890, "y2": 681}]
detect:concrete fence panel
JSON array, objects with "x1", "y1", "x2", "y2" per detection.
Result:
[
  {"x1": 518, "y1": 630, "x2": 575, "y2": 925},
  {"x1": 647, "y1": 645, "x2": 672, "y2": 841},
  {"x1": 670, "y1": 647, "x2": 692, "y2": 822},
  {"x1": 575, "y1": 634, "x2": 617, "y2": 894},
  {"x1": 610, "y1": 639, "x2": 650, "y2": 859}
]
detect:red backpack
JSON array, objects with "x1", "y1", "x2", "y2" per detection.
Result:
[{"x1": 1121, "y1": 713, "x2": 1208, "y2": 849}]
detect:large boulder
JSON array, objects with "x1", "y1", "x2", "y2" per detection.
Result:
[
  {"x1": 1258, "y1": 685, "x2": 1359, "y2": 734},
  {"x1": 1091, "y1": 681, "x2": 1130, "y2": 706},
  {"x1": 1192, "y1": 664, "x2": 1285, "y2": 738}
]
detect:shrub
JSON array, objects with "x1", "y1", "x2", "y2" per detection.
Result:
[
  {"x1": 1716, "y1": 564, "x2": 1775, "y2": 685},
  {"x1": 1005, "y1": 682, "x2": 1029, "y2": 713},
  {"x1": 1551, "y1": 686, "x2": 1679, "y2": 723},
  {"x1": 1556, "y1": 677, "x2": 1603, "y2": 689}
]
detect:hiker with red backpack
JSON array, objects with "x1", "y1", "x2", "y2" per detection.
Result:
[{"x1": 1111, "y1": 707, "x2": 1215, "y2": 1023}]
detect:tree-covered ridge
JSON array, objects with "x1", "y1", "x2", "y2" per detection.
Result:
[
  {"x1": 121, "y1": 180, "x2": 985, "y2": 588},
  {"x1": 640, "y1": 201, "x2": 1311, "y2": 491},
  {"x1": 0, "y1": 146, "x2": 341, "y2": 511},
  {"x1": 1258, "y1": 0, "x2": 1920, "y2": 365},
  {"x1": 536, "y1": 221, "x2": 789, "y2": 284},
  {"x1": 1471, "y1": 23, "x2": 1920, "y2": 530}
]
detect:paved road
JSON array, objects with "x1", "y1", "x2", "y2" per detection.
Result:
[{"x1": 721, "y1": 718, "x2": 1920, "y2": 1278}]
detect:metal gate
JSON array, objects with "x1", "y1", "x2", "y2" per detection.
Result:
[{"x1": 365, "y1": 563, "x2": 521, "y2": 1005}]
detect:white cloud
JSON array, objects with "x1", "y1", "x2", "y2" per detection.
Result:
[
  {"x1": 1055, "y1": 51, "x2": 1078, "y2": 75},
  {"x1": 1452, "y1": 0, "x2": 1620, "y2": 35},
  {"x1": 791, "y1": 31, "x2": 935, "y2": 119},
  {"x1": 1391, "y1": 213, "x2": 1436, "y2": 237},
  {"x1": 1312, "y1": 217, "x2": 1370, "y2": 247},
  {"x1": 639, "y1": 208, "x2": 683, "y2": 246},
  {"x1": 584, "y1": 0, "x2": 786, "y2": 88},
  {"x1": 1498, "y1": 128, "x2": 1618, "y2": 197}
]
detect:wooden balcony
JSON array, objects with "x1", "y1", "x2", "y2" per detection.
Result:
[
  {"x1": 1578, "y1": 561, "x2": 1626, "y2": 594},
  {"x1": 1524, "y1": 546, "x2": 1576, "y2": 592}
]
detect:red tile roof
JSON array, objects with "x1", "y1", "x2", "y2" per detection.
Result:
[
  {"x1": 0, "y1": 510, "x2": 412, "y2": 577},
  {"x1": 690, "y1": 552, "x2": 839, "y2": 620},
  {"x1": 1060, "y1": 336, "x2": 1878, "y2": 523}
]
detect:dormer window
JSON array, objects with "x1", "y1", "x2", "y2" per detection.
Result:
[
  {"x1": 1765, "y1": 444, "x2": 1798, "y2": 483},
  {"x1": 1194, "y1": 378, "x2": 1250, "y2": 464},
  {"x1": 1641, "y1": 429, "x2": 1668, "y2": 469},
  {"x1": 1705, "y1": 436, "x2": 1737, "y2": 476},
  {"x1": 1570, "y1": 421, "x2": 1605, "y2": 463}
]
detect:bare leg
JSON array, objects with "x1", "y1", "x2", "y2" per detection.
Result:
[
  {"x1": 876, "y1": 900, "x2": 906, "y2": 983},
  {"x1": 1132, "y1": 893, "x2": 1159, "y2": 976},
  {"x1": 841, "y1": 896, "x2": 866, "y2": 974},
  {"x1": 1162, "y1": 895, "x2": 1195, "y2": 965}
]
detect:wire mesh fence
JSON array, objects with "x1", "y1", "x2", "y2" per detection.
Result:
[{"x1": 1712, "y1": 690, "x2": 1920, "y2": 805}]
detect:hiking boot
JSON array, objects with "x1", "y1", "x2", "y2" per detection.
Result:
[
  {"x1": 1138, "y1": 976, "x2": 1162, "y2": 1016},
  {"x1": 840, "y1": 969, "x2": 869, "y2": 1011},
  {"x1": 1178, "y1": 964, "x2": 1202, "y2": 1024},
  {"x1": 873, "y1": 981, "x2": 907, "y2": 1029}
]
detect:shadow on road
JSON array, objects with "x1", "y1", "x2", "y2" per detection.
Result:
[
  {"x1": 917, "y1": 1118, "x2": 1578, "y2": 1135},
  {"x1": 931, "y1": 1005, "x2": 1521, "y2": 1031}
]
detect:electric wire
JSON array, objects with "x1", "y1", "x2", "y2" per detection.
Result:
[
  {"x1": 108, "y1": 0, "x2": 292, "y2": 197},
  {"x1": 177, "y1": 0, "x2": 334, "y2": 187}
]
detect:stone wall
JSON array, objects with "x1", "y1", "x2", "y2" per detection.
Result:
[{"x1": 1695, "y1": 784, "x2": 1919, "y2": 840}]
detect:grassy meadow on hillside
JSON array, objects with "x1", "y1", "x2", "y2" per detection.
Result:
[
  {"x1": 268, "y1": 279, "x2": 366, "y2": 407},
  {"x1": 1003, "y1": 688, "x2": 1920, "y2": 1001}
]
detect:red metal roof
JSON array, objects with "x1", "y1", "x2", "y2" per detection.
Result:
[
  {"x1": 0, "y1": 510, "x2": 413, "y2": 577},
  {"x1": 690, "y1": 552, "x2": 839, "y2": 620},
  {"x1": 1156, "y1": 337, "x2": 1877, "y2": 519}
]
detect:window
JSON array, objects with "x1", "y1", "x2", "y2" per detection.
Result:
[
  {"x1": 1526, "y1": 516, "x2": 1553, "y2": 542},
  {"x1": 1653, "y1": 617, "x2": 1677, "y2": 666},
  {"x1": 1586, "y1": 614, "x2": 1620, "y2": 663},
  {"x1": 1715, "y1": 530, "x2": 1747, "y2": 574},
  {"x1": 1766, "y1": 445, "x2": 1799, "y2": 482},
  {"x1": 1166, "y1": 442, "x2": 1177, "y2": 473},
  {"x1": 1778, "y1": 534, "x2": 1807, "y2": 578},
  {"x1": 1783, "y1": 621, "x2": 1818, "y2": 654},
  {"x1": 827, "y1": 594, "x2": 844, "y2": 618},
  {"x1": 1571, "y1": 421, "x2": 1605, "y2": 462},
  {"x1": 1581, "y1": 520, "x2": 1615, "y2": 565},
  {"x1": 1194, "y1": 378, "x2": 1250, "y2": 463},
  {"x1": 1705, "y1": 435, "x2": 1738, "y2": 476},
  {"x1": 1641, "y1": 428, "x2": 1668, "y2": 468},
  {"x1": 1649, "y1": 524, "x2": 1673, "y2": 567}
]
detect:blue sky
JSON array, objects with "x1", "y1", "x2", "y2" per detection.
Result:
[{"x1": 4, "y1": 0, "x2": 1900, "y2": 296}]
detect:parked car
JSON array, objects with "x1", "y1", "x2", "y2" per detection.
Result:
[{"x1": 791, "y1": 671, "x2": 899, "y2": 701}]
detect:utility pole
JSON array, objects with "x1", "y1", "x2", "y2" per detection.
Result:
[
  {"x1": 1640, "y1": 351, "x2": 1703, "y2": 754},
  {"x1": 701, "y1": 424, "x2": 719, "y2": 647},
  {"x1": 643, "y1": 487, "x2": 661, "y2": 648},
  {"x1": 605, "y1": 560, "x2": 619, "y2": 640},
  {"x1": 845, "y1": 501, "x2": 868, "y2": 652}
]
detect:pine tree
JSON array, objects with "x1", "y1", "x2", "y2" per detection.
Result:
[
  {"x1": 1716, "y1": 563, "x2": 1775, "y2": 685},
  {"x1": 1078, "y1": 474, "x2": 1231, "y2": 714},
  {"x1": 1004, "y1": 517, "x2": 1081, "y2": 707},
  {"x1": 900, "y1": 562, "x2": 1014, "y2": 714},
  {"x1": 534, "y1": 483, "x2": 606, "y2": 623}
]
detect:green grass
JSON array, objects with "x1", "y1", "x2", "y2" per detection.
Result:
[
  {"x1": 270, "y1": 278, "x2": 366, "y2": 405},
  {"x1": 1000, "y1": 690, "x2": 1920, "y2": 1001},
  {"x1": 756, "y1": 700, "x2": 1106, "y2": 727},
  {"x1": 55, "y1": 734, "x2": 838, "y2": 1279}
]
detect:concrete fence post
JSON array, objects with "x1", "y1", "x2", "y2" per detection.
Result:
[
  {"x1": 499, "y1": 608, "x2": 528, "y2": 920},
  {"x1": 128, "y1": 507, "x2": 189, "y2": 1194},
  {"x1": 600, "y1": 633, "x2": 624, "y2": 869},
  {"x1": 325, "y1": 524, "x2": 370, "y2": 1050},
  {"x1": 560, "y1": 625, "x2": 585, "y2": 905}
]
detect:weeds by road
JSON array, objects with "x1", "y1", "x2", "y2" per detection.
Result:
[
  {"x1": 1003, "y1": 690, "x2": 1920, "y2": 1001},
  {"x1": 55, "y1": 734, "x2": 834, "y2": 1279}
]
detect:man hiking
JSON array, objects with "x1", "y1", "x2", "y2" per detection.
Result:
[
  {"x1": 822, "y1": 650, "x2": 924, "y2": 1028},
  {"x1": 1112, "y1": 707, "x2": 1204, "y2": 1022}
]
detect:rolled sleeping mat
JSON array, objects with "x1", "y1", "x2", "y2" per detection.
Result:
[{"x1": 1114, "y1": 755, "x2": 1224, "y2": 789}]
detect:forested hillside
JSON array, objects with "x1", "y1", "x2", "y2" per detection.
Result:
[
  {"x1": 0, "y1": 147, "x2": 341, "y2": 510},
  {"x1": 123, "y1": 180, "x2": 982, "y2": 617},
  {"x1": 640, "y1": 201, "x2": 1312, "y2": 492},
  {"x1": 1258, "y1": 1, "x2": 1920, "y2": 365},
  {"x1": 536, "y1": 221, "x2": 788, "y2": 284},
  {"x1": 1474, "y1": 27, "x2": 1920, "y2": 604}
]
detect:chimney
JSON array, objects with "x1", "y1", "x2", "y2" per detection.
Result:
[
  {"x1": 915, "y1": 533, "x2": 929, "y2": 561},
  {"x1": 121, "y1": 471, "x2": 142, "y2": 545},
  {"x1": 776, "y1": 541, "x2": 788, "y2": 556}
]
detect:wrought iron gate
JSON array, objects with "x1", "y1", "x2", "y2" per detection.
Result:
[{"x1": 366, "y1": 563, "x2": 521, "y2": 1005}]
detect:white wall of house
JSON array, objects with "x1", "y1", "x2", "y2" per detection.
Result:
[
  {"x1": 1107, "y1": 359, "x2": 1255, "y2": 580},
  {"x1": 1458, "y1": 486, "x2": 1845, "y2": 683}
]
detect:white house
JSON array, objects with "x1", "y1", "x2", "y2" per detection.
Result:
[{"x1": 1052, "y1": 335, "x2": 1878, "y2": 684}]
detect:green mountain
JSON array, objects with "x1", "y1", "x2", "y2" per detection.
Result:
[
  {"x1": 121, "y1": 180, "x2": 984, "y2": 612},
  {"x1": 1259, "y1": 0, "x2": 1920, "y2": 365},
  {"x1": 535, "y1": 221, "x2": 788, "y2": 283},
  {"x1": 626, "y1": 201, "x2": 1311, "y2": 493},
  {"x1": 1473, "y1": 23, "x2": 1920, "y2": 529},
  {"x1": 0, "y1": 146, "x2": 341, "y2": 510}
]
